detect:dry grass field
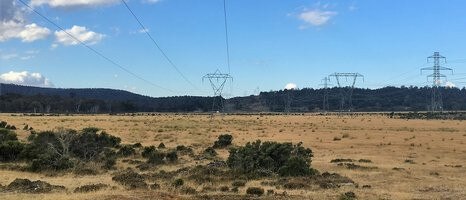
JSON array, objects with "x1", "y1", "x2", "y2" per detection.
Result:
[{"x1": 0, "y1": 113, "x2": 465, "y2": 200}]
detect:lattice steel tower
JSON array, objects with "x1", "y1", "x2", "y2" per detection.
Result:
[
  {"x1": 421, "y1": 52, "x2": 452, "y2": 112},
  {"x1": 203, "y1": 69, "x2": 233, "y2": 113},
  {"x1": 329, "y1": 73, "x2": 364, "y2": 112},
  {"x1": 320, "y1": 77, "x2": 332, "y2": 112}
]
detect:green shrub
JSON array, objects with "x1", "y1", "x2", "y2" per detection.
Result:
[
  {"x1": 0, "y1": 128, "x2": 18, "y2": 142},
  {"x1": 181, "y1": 186, "x2": 197, "y2": 194},
  {"x1": 176, "y1": 145, "x2": 193, "y2": 155},
  {"x1": 278, "y1": 156, "x2": 315, "y2": 177},
  {"x1": 112, "y1": 169, "x2": 147, "y2": 189},
  {"x1": 172, "y1": 178, "x2": 184, "y2": 188},
  {"x1": 246, "y1": 187, "x2": 264, "y2": 196},
  {"x1": 5, "y1": 125, "x2": 16, "y2": 130},
  {"x1": 20, "y1": 131, "x2": 59, "y2": 160},
  {"x1": 22, "y1": 128, "x2": 121, "y2": 172},
  {"x1": 70, "y1": 129, "x2": 121, "y2": 160},
  {"x1": 74, "y1": 183, "x2": 108, "y2": 193},
  {"x1": 231, "y1": 180, "x2": 246, "y2": 187},
  {"x1": 339, "y1": 191, "x2": 357, "y2": 200},
  {"x1": 0, "y1": 140, "x2": 24, "y2": 161},
  {"x1": 203, "y1": 147, "x2": 218, "y2": 157},
  {"x1": 132, "y1": 143, "x2": 142, "y2": 148},
  {"x1": 141, "y1": 146, "x2": 156, "y2": 158},
  {"x1": 213, "y1": 134, "x2": 233, "y2": 148},
  {"x1": 158, "y1": 143, "x2": 166, "y2": 148},
  {"x1": 118, "y1": 145, "x2": 136, "y2": 157},
  {"x1": 166, "y1": 151, "x2": 178, "y2": 162},
  {"x1": 102, "y1": 156, "x2": 117, "y2": 170},
  {"x1": 147, "y1": 151, "x2": 166, "y2": 165},
  {"x1": 0, "y1": 121, "x2": 7, "y2": 128},
  {"x1": 220, "y1": 186, "x2": 229, "y2": 192},
  {"x1": 227, "y1": 140, "x2": 313, "y2": 177},
  {"x1": 30, "y1": 155, "x2": 74, "y2": 172}
]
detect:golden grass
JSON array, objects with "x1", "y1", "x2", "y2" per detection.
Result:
[{"x1": 0, "y1": 113, "x2": 465, "y2": 199}]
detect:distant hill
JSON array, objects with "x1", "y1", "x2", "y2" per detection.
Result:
[
  {"x1": 2, "y1": 83, "x2": 466, "y2": 113},
  {"x1": 0, "y1": 83, "x2": 213, "y2": 113}
]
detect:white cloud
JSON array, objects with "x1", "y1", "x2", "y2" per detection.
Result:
[
  {"x1": 285, "y1": 83, "x2": 298, "y2": 90},
  {"x1": 298, "y1": 9, "x2": 337, "y2": 28},
  {"x1": 0, "y1": 1, "x2": 50, "y2": 42},
  {"x1": 0, "y1": 22, "x2": 50, "y2": 42},
  {"x1": 19, "y1": 23, "x2": 51, "y2": 42},
  {"x1": 445, "y1": 81, "x2": 456, "y2": 88},
  {"x1": 0, "y1": 71, "x2": 54, "y2": 87},
  {"x1": 54, "y1": 25, "x2": 105, "y2": 46},
  {"x1": 30, "y1": 0, "x2": 120, "y2": 8}
]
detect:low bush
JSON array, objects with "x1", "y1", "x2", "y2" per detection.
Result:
[
  {"x1": 0, "y1": 140, "x2": 24, "y2": 161},
  {"x1": 132, "y1": 143, "x2": 142, "y2": 148},
  {"x1": 0, "y1": 121, "x2": 16, "y2": 130},
  {"x1": 203, "y1": 147, "x2": 217, "y2": 157},
  {"x1": 181, "y1": 186, "x2": 197, "y2": 194},
  {"x1": 4, "y1": 178, "x2": 65, "y2": 193},
  {"x1": 70, "y1": 128, "x2": 121, "y2": 160},
  {"x1": 74, "y1": 183, "x2": 108, "y2": 193},
  {"x1": 227, "y1": 140, "x2": 314, "y2": 177},
  {"x1": 158, "y1": 143, "x2": 166, "y2": 149},
  {"x1": 278, "y1": 156, "x2": 315, "y2": 177},
  {"x1": 150, "y1": 183, "x2": 161, "y2": 190},
  {"x1": 339, "y1": 191, "x2": 357, "y2": 200},
  {"x1": 172, "y1": 178, "x2": 184, "y2": 188},
  {"x1": 112, "y1": 169, "x2": 147, "y2": 189},
  {"x1": 219, "y1": 186, "x2": 229, "y2": 192},
  {"x1": 176, "y1": 145, "x2": 194, "y2": 155},
  {"x1": 166, "y1": 151, "x2": 178, "y2": 162},
  {"x1": 213, "y1": 134, "x2": 233, "y2": 148},
  {"x1": 30, "y1": 155, "x2": 74, "y2": 172},
  {"x1": 0, "y1": 128, "x2": 18, "y2": 142},
  {"x1": 246, "y1": 187, "x2": 264, "y2": 196},
  {"x1": 231, "y1": 180, "x2": 246, "y2": 187},
  {"x1": 118, "y1": 145, "x2": 136, "y2": 157},
  {"x1": 147, "y1": 151, "x2": 166, "y2": 165},
  {"x1": 141, "y1": 146, "x2": 156, "y2": 158}
]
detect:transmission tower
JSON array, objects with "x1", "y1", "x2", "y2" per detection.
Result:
[
  {"x1": 319, "y1": 77, "x2": 332, "y2": 112},
  {"x1": 329, "y1": 73, "x2": 364, "y2": 112},
  {"x1": 421, "y1": 52, "x2": 453, "y2": 112},
  {"x1": 284, "y1": 90, "x2": 292, "y2": 114},
  {"x1": 202, "y1": 69, "x2": 233, "y2": 113}
]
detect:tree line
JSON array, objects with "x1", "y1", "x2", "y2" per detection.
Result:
[{"x1": 2, "y1": 83, "x2": 466, "y2": 113}]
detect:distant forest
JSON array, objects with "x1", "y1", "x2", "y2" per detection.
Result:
[{"x1": 2, "y1": 83, "x2": 466, "y2": 113}]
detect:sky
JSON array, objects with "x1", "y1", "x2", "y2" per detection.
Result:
[{"x1": 1, "y1": 0, "x2": 466, "y2": 97}]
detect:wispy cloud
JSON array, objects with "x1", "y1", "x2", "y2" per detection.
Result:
[
  {"x1": 54, "y1": 25, "x2": 105, "y2": 46},
  {"x1": 0, "y1": 50, "x2": 39, "y2": 60},
  {"x1": 142, "y1": 0, "x2": 162, "y2": 4},
  {"x1": 30, "y1": 0, "x2": 120, "y2": 8},
  {"x1": 298, "y1": 9, "x2": 338, "y2": 29}
]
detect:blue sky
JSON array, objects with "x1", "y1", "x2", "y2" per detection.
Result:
[{"x1": 1, "y1": 0, "x2": 466, "y2": 97}]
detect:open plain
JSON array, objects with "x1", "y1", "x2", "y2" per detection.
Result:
[{"x1": 0, "y1": 113, "x2": 465, "y2": 200}]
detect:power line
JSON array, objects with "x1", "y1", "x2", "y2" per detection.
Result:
[
  {"x1": 17, "y1": 0, "x2": 175, "y2": 93},
  {"x1": 223, "y1": 0, "x2": 231, "y2": 74},
  {"x1": 120, "y1": 0, "x2": 199, "y2": 91}
]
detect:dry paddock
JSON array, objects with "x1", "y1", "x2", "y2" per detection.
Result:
[{"x1": 0, "y1": 113, "x2": 465, "y2": 200}]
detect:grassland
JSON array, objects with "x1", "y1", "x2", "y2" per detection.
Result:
[{"x1": 0, "y1": 113, "x2": 465, "y2": 200}]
